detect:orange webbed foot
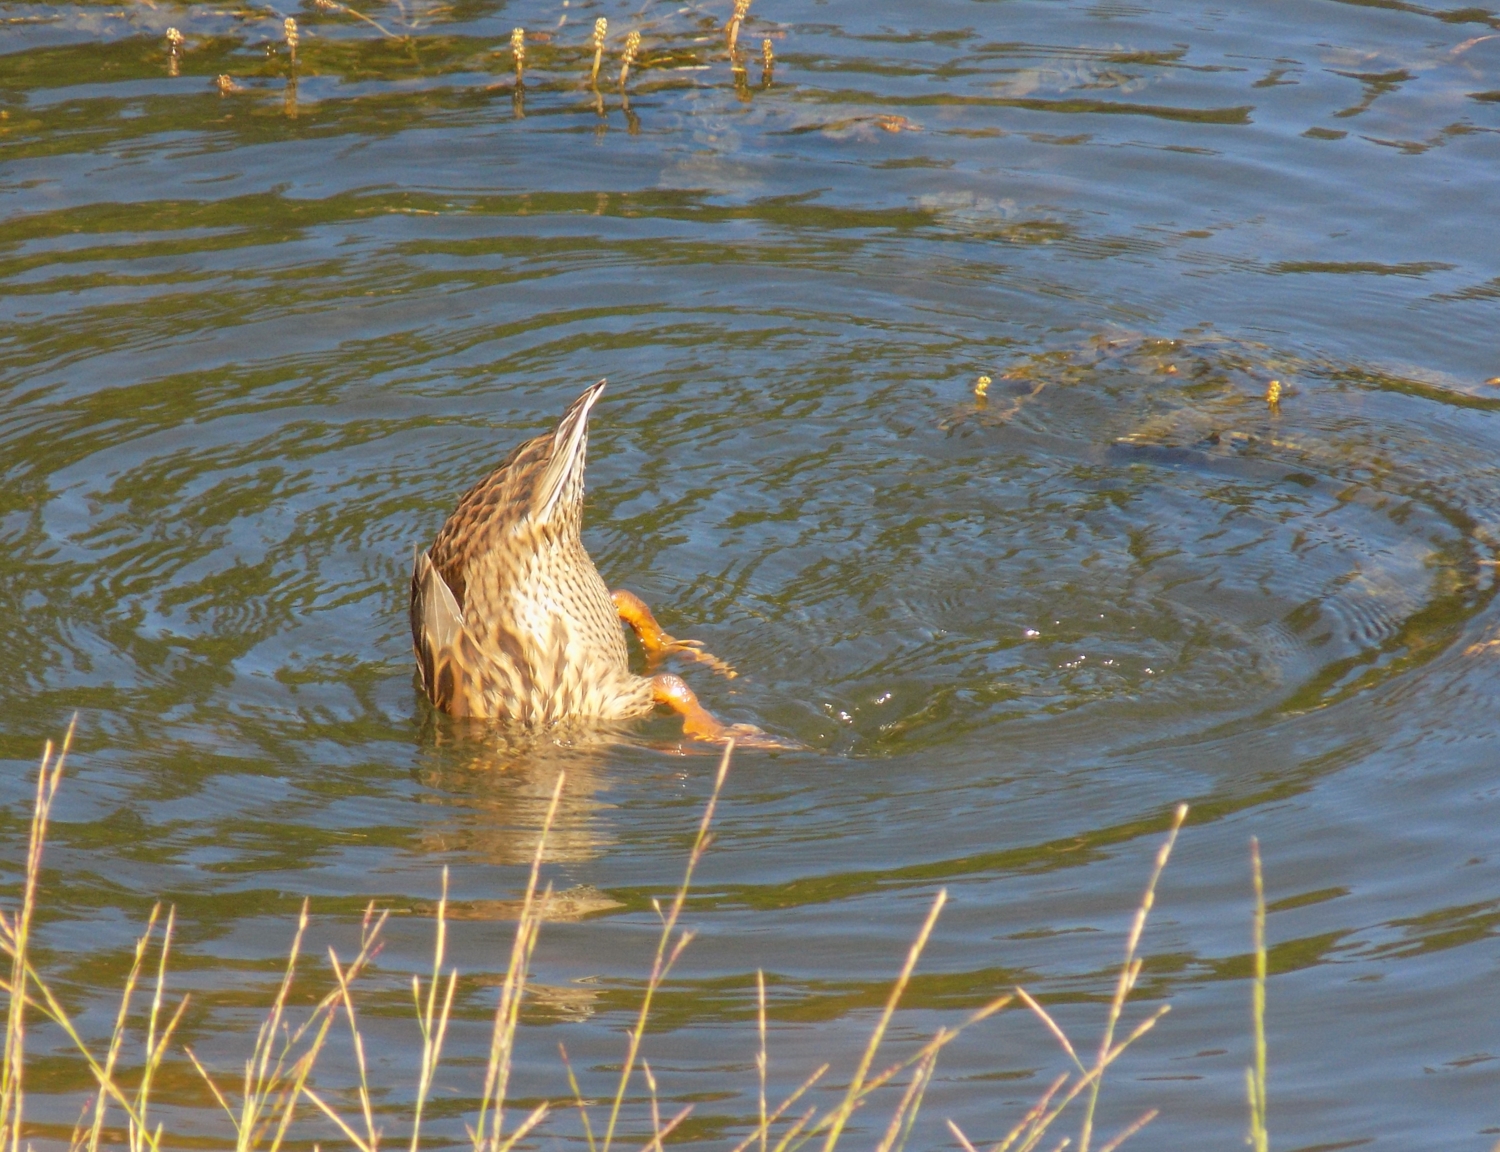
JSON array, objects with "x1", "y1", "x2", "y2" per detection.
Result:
[
  {"x1": 650, "y1": 674, "x2": 795, "y2": 749},
  {"x1": 613, "y1": 589, "x2": 737, "y2": 679}
]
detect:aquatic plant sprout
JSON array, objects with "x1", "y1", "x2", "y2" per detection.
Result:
[{"x1": 0, "y1": 728, "x2": 1258, "y2": 1152}]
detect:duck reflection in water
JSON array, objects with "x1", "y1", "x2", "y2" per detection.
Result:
[
  {"x1": 413, "y1": 729, "x2": 625, "y2": 867},
  {"x1": 413, "y1": 733, "x2": 638, "y2": 1024}
]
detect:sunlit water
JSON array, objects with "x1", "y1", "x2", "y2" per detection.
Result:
[{"x1": 4, "y1": 0, "x2": 1500, "y2": 1147}]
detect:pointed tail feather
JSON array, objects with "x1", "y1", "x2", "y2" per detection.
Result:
[{"x1": 534, "y1": 379, "x2": 606, "y2": 524}]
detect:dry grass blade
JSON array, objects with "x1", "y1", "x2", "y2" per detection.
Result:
[
  {"x1": 496, "y1": 1102, "x2": 548, "y2": 1152},
  {"x1": 1077, "y1": 804, "x2": 1187, "y2": 1152},
  {"x1": 5, "y1": 968, "x2": 157, "y2": 1147},
  {"x1": 1, "y1": 719, "x2": 73, "y2": 1152},
  {"x1": 756, "y1": 970, "x2": 768, "y2": 1152},
  {"x1": 638, "y1": 1105, "x2": 691, "y2": 1152},
  {"x1": 184, "y1": 888, "x2": 387, "y2": 1152},
  {"x1": 269, "y1": 975, "x2": 356, "y2": 1152},
  {"x1": 409, "y1": 867, "x2": 457, "y2": 1152},
  {"x1": 601, "y1": 741, "x2": 733, "y2": 1152},
  {"x1": 67, "y1": 1096, "x2": 91, "y2": 1152},
  {"x1": 133, "y1": 991, "x2": 188, "y2": 1152},
  {"x1": 1014, "y1": 989, "x2": 1084, "y2": 1075},
  {"x1": 768, "y1": 1106, "x2": 815, "y2": 1152},
  {"x1": 85, "y1": 905, "x2": 160, "y2": 1152},
  {"x1": 280, "y1": 902, "x2": 388, "y2": 1152},
  {"x1": 0, "y1": 726, "x2": 1216, "y2": 1152},
  {"x1": 252, "y1": 909, "x2": 386, "y2": 1152},
  {"x1": 301, "y1": 1086, "x2": 375, "y2": 1152},
  {"x1": 559, "y1": 1043, "x2": 596, "y2": 1152},
  {"x1": 726, "y1": 1065, "x2": 828, "y2": 1152},
  {"x1": 327, "y1": 917, "x2": 382, "y2": 1152},
  {"x1": 770, "y1": 991, "x2": 1010, "y2": 1152},
  {"x1": 132, "y1": 906, "x2": 183, "y2": 1152},
  {"x1": 877, "y1": 1049, "x2": 936, "y2": 1152},
  {"x1": 1246, "y1": 839, "x2": 1268, "y2": 1152},
  {"x1": 642, "y1": 1062, "x2": 663, "y2": 1152},
  {"x1": 947, "y1": 1120, "x2": 980, "y2": 1152},
  {"x1": 1012, "y1": 1006, "x2": 1170, "y2": 1152},
  {"x1": 990, "y1": 1073, "x2": 1067, "y2": 1152},
  {"x1": 479, "y1": 773, "x2": 564, "y2": 1152},
  {"x1": 858, "y1": 991, "x2": 1013, "y2": 1109},
  {"x1": 0, "y1": 724, "x2": 178, "y2": 1152},
  {"x1": 1095, "y1": 1108, "x2": 1156, "y2": 1152},
  {"x1": 185, "y1": 1049, "x2": 237, "y2": 1128},
  {"x1": 236, "y1": 899, "x2": 311, "y2": 1151},
  {"x1": 818, "y1": 889, "x2": 947, "y2": 1152},
  {"x1": 1107, "y1": 1005, "x2": 1170, "y2": 1064}
]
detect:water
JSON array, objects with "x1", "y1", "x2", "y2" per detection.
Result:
[{"x1": 3, "y1": 0, "x2": 1500, "y2": 1147}]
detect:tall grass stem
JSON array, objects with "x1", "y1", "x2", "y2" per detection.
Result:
[{"x1": 1247, "y1": 839, "x2": 1268, "y2": 1152}]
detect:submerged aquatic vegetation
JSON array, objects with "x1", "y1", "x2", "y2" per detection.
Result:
[{"x1": 0, "y1": 729, "x2": 1260, "y2": 1152}]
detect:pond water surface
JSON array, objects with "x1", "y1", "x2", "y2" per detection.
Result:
[{"x1": 4, "y1": 0, "x2": 1500, "y2": 1148}]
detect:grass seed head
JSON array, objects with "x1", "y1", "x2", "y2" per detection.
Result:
[
  {"x1": 590, "y1": 17, "x2": 608, "y2": 83},
  {"x1": 619, "y1": 30, "x2": 641, "y2": 88},
  {"x1": 512, "y1": 27, "x2": 526, "y2": 75},
  {"x1": 727, "y1": 0, "x2": 752, "y2": 51}
]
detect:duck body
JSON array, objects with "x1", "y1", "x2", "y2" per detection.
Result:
[{"x1": 410, "y1": 381, "x2": 654, "y2": 724}]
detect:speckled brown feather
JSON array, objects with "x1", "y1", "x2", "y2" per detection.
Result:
[{"x1": 410, "y1": 381, "x2": 655, "y2": 724}]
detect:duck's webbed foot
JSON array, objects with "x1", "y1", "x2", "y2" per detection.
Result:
[
  {"x1": 650, "y1": 674, "x2": 791, "y2": 748},
  {"x1": 613, "y1": 588, "x2": 736, "y2": 679}
]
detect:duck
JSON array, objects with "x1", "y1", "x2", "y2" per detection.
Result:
[{"x1": 410, "y1": 380, "x2": 757, "y2": 743}]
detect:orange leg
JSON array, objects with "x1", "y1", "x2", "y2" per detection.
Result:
[
  {"x1": 651, "y1": 673, "x2": 732, "y2": 741},
  {"x1": 613, "y1": 589, "x2": 736, "y2": 678},
  {"x1": 651, "y1": 673, "x2": 794, "y2": 748}
]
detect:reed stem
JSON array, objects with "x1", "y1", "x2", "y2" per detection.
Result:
[{"x1": 1247, "y1": 839, "x2": 1269, "y2": 1152}]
